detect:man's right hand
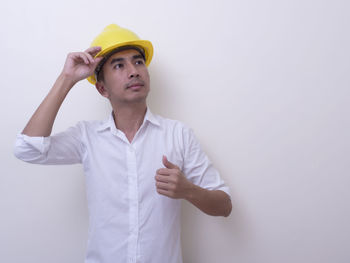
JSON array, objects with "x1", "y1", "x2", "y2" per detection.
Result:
[
  {"x1": 21, "y1": 46, "x2": 104, "y2": 137},
  {"x1": 61, "y1": 46, "x2": 103, "y2": 85}
]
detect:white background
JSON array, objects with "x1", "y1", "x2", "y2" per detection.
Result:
[{"x1": 1, "y1": 0, "x2": 349, "y2": 262}]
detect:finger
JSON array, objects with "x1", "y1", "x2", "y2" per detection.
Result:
[
  {"x1": 156, "y1": 174, "x2": 178, "y2": 185},
  {"x1": 156, "y1": 181, "x2": 171, "y2": 190},
  {"x1": 156, "y1": 188, "x2": 170, "y2": 196},
  {"x1": 83, "y1": 52, "x2": 95, "y2": 64},
  {"x1": 156, "y1": 168, "x2": 171, "y2": 175},
  {"x1": 162, "y1": 155, "x2": 178, "y2": 169},
  {"x1": 155, "y1": 174, "x2": 171, "y2": 183},
  {"x1": 93, "y1": 56, "x2": 104, "y2": 65},
  {"x1": 77, "y1": 53, "x2": 90, "y2": 64},
  {"x1": 85, "y1": 46, "x2": 102, "y2": 56}
]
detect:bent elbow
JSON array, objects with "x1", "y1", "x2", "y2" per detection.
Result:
[
  {"x1": 13, "y1": 142, "x2": 26, "y2": 161},
  {"x1": 222, "y1": 194, "x2": 232, "y2": 217},
  {"x1": 13, "y1": 135, "x2": 47, "y2": 163},
  {"x1": 224, "y1": 199, "x2": 232, "y2": 217}
]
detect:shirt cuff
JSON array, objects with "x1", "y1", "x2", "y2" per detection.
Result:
[{"x1": 15, "y1": 133, "x2": 51, "y2": 154}]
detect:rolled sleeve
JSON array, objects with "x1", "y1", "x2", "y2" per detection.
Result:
[
  {"x1": 14, "y1": 124, "x2": 83, "y2": 165},
  {"x1": 182, "y1": 127, "x2": 231, "y2": 198}
]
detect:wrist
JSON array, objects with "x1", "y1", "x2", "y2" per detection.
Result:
[
  {"x1": 184, "y1": 182, "x2": 198, "y2": 202},
  {"x1": 57, "y1": 72, "x2": 77, "y2": 91}
]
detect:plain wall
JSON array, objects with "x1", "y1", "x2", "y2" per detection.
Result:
[{"x1": 1, "y1": 0, "x2": 349, "y2": 262}]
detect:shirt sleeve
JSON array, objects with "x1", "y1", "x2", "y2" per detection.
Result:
[
  {"x1": 13, "y1": 123, "x2": 84, "y2": 165},
  {"x1": 182, "y1": 127, "x2": 231, "y2": 198}
]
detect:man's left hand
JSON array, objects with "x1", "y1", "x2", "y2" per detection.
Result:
[{"x1": 155, "y1": 156, "x2": 193, "y2": 199}]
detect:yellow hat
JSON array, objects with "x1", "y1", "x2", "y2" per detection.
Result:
[{"x1": 87, "y1": 24, "x2": 153, "y2": 85}]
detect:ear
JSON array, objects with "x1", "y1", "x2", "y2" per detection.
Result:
[{"x1": 95, "y1": 81, "x2": 109, "y2": 98}]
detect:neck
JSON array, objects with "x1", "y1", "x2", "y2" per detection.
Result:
[{"x1": 112, "y1": 102, "x2": 147, "y2": 142}]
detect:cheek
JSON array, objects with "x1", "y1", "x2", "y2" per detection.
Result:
[
  {"x1": 104, "y1": 73, "x2": 124, "y2": 89},
  {"x1": 142, "y1": 69, "x2": 150, "y2": 83}
]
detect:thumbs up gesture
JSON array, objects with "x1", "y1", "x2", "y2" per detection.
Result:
[{"x1": 155, "y1": 155, "x2": 193, "y2": 199}]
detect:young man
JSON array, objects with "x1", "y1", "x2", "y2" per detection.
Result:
[{"x1": 14, "y1": 24, "x2": 232, "y2": 263}]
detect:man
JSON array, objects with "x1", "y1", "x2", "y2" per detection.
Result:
[{"x1": 14, "y1": 24, "x2": 232, "y2": 263}]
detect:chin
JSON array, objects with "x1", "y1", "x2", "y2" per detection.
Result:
[{"x1": 126, "y1": 94, "x2": 148, "y2": 104}]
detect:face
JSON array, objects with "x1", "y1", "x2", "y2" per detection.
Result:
[{"x1": 95, "y1": 49, "x2": 150, "y2": 106}]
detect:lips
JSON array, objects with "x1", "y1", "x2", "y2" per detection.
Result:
[{"x1": 126, "y1": 81, "x2": 144, "y2": 89}]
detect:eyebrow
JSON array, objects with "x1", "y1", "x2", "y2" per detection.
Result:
[{"x1": 110, "y1": 55, "x2": 145, "y2": 65}]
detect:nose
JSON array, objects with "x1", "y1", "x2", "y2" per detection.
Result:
[
  {"x1": 129, "y1": 72, "x2": 139, "y2": 78},
  {"x1": 127, "y1": 63, "x2": 140, "y2": 79}
]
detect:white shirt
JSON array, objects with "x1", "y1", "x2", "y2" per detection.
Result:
[{"x1": 14, "y1": 109, "x2": 231, "y2": 263}]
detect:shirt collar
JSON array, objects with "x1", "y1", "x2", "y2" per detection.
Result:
[
  {"x1": 96, "y1": 107, "x2": 160, "y2": 132},
  {"x1": 144, "y1": 108, "x2": 160, "y2": 127}
]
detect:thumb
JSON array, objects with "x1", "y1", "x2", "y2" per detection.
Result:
[{"x1": 162, "y1": 155, "x2": 177, "y2": 169}]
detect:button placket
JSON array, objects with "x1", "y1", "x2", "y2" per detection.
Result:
[{"x1": 127, "y1": 143, "x2": 139, "y2": 260}]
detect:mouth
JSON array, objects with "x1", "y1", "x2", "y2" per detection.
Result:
[{"x1": 126, "y1": 81, "x2": 145, "y2": 90}]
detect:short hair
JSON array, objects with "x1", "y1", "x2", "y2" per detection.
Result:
[{"x1": 95, "y1": 45, "x2": 146, "y2": 82}]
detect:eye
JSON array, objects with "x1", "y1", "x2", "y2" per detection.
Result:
[
  {"x1": 135, "y1": 60, "x2": 145, "y2": 65},
  {"x1": 113, "y1": 63, "x2": 124, "y2": 69}
]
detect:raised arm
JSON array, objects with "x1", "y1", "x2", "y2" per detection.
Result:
[{"x1": 22, "y1": 47, "x2": 102, "y2": 137}]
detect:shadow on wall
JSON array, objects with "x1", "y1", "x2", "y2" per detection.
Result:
[
  {"x1": 146, "y1": 61, "x2": 186, "y2": 118},
  {"x1": 181, "y1": 191, "x2": 258, "y2": 263}
]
